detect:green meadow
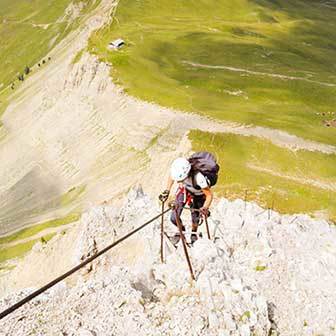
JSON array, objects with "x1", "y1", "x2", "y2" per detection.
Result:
[
  {"x1": 0, "y1": 212, "x2": 79, "y2": 245},
  {"x1": 89, "y1": 0, "x2": 336, "y2": 145},
  {"x1": 0, "y1": 212, "x2": 79, "y2": 264},
  {"x1": 191, "y1": 130, "x2": 336, "y2": 221},
  {"x1": 88, "y1": 0, "x2": 336, "y2": 219},
  {"x1": 0, "y1": 184, "x2": 84, "y2": 264},
  {"x1": 0, "y1": 0, "x2": 100, "y2": 117},
  {"x1": 0, "y1": 232, "x2": 57, "y2": 264},
  {"x1": 0, "y1": 0, "x2": 100, "y2": 261}
]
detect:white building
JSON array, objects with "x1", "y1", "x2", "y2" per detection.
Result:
[{"x1": 109, "y1": 38, "x2": 125, "y2": 50}]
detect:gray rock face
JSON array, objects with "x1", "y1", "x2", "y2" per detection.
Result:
[
  {"x1": 212, "y1": 198, "x2": 336, "y2": 335},
  {"x1": 1, "y1": 189, "x2": 335, "y2": 335}
]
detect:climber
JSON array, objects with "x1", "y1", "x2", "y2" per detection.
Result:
[{"x1": 159, "y1": 152, "x2": 219, "y2": 245}]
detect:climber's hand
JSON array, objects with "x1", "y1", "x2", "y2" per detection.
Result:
[
  {"x1": 200, "y1": 207, "x2": 210, "y2": 217},
  {"x1": 159, "y1": 190, "x2": 169, "y2": 203},
  {"x1": 168, "y1": 200, "x2": 177, "y2": 209}
]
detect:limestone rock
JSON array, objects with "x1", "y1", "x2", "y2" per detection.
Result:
[{"x1": 1, "y1": 190, "x2": 336, "y2": 335}]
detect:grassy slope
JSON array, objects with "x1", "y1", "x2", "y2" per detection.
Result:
[
  {"x1": 0, "y1": 212, "x2": 79, "y2": 245},
  {"x1": 88, "y1": 0, "x2": 336, "y2": 220},
  {"x1": 0, "y1": 212, "x2": 79, "y2": 264},
  {"x1": 89, "y1": 0, "x2": 336, "y2": 145},
  {"x1": 0, "y1": 0, "x2": 101, "y2": 117},
  {"x1": 0, "y1": 232, "x2": 57, "y2": 264},
  {"x1": 0, "y1": 0, "x2": 100, "y2": 261},
  {"x1": 191, "y1": 130, "x2": 336, "y2": 221},
  {"x1": 0, "y1": 1, "x2": 101, "y2": 261}
]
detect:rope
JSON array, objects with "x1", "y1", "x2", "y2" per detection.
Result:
[{"x1": 0, "y1": 208, "x2": 171, "y2": 320}]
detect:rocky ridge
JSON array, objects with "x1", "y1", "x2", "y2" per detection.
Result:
[{"x1": 0, "y1": 187, "x2": 336, "y2": 335}]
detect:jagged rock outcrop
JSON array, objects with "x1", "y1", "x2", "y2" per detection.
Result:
[{"x1": 1, "y1": 188, "x2": 336, "y2": 335}]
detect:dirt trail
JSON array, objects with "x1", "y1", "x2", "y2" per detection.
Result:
[
  {"x1": 247, "y1": 163, "x2": 336, "y2": 191},
  {"x1": 0, "y1": 222, "x2": 75, "y2": 249},
  {"x1": 177, "y1": 114, "x2": 336, "y2": 154},
  {"x1": 183, "y1": 61, "x2": 336, "y2": 87}
]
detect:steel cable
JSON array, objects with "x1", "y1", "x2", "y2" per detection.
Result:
[{"x1": 0, "y1": 208, "x2": 171, "y2": 320}]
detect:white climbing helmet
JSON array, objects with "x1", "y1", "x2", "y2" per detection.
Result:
[{"x1": 170, "y1": 157, "x2": 191, "y2": 181}]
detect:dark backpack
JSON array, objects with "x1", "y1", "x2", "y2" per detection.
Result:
[{"x1": 188, "y1": 151, "x2": 220, "y2": 187}]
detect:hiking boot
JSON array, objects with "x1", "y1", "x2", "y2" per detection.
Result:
[
  {"x1": 170, "y1": 232, "x2": 183, "y2": 246},
  {"x1": 190, "y1": 233, "x2": 198, "y2": 246}
]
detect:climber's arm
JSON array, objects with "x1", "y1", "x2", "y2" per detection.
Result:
[{"x1": 202, "y1": 187, "x2": 213, "y2": 209}]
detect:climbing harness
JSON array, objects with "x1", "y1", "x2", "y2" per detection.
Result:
[{"x1": 176, "y1": 185, "x2": 193, "y2": 206}]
